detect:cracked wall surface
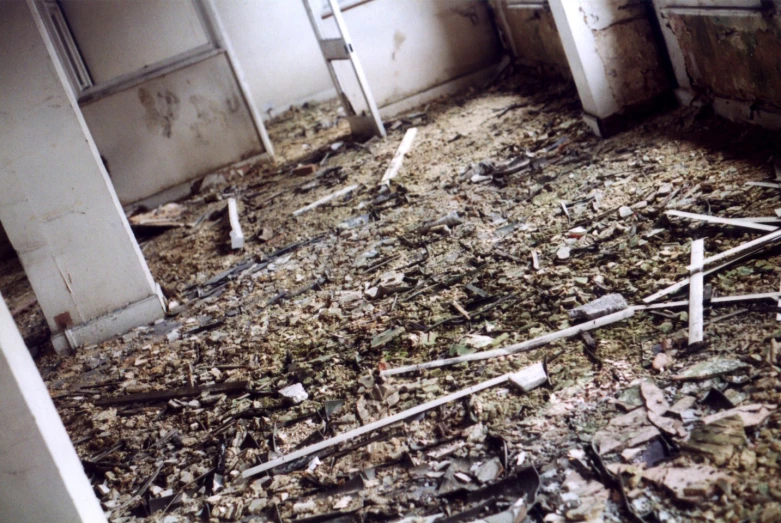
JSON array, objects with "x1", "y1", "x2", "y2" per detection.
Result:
[{"x1": 669, "y1": 12, "x2": 781, "y2": 108}]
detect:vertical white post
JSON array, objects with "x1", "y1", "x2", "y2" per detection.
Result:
[
  {"x1": 548, "y1": 0, "x2": 620, "y2": 133},
  {"x1": 688, "y1": 239, "x2": 705, "y2": 346},
  {"x1": 0, "y1": 293, "x2": 107, "y2": 522},
  {"x1": 549, "y1": 0, "x2": 671, "y2": 136},
  {"x1": 0, "y1": 1, "x2": 165, "y2": 353}
]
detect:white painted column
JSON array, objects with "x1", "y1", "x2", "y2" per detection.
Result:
[
  {"x1": 0, "y1": 293, "x2": 107, "y2": 522},
  {"x1": 549, "y1": 0, "x2": 671, "y2": 136},
  {"x1": 549, "y1": 0, "x2": 620, "y2": 134},
  {"x1": 0, "y1": 1, "x2": 165, "y2": 353}
]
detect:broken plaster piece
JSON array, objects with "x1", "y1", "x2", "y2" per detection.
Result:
[
  {"x1": 509, "y1": 362, "x2": 548, "y2": 392},
  {"x1": 569, "y1": 293, "x2": 628, "y2": 322},
  {"x1": 279, "y1": 383, "x2": 308, "y2": 404},
  {"x1": 227, "y1": 198, "x2": 244, "y2": 250}
]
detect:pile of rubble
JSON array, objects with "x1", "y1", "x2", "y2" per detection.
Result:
[{"x1": 6, "y1": 71, "x2": 781, "y2": 521}]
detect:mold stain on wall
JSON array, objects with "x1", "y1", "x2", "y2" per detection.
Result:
[
  {"x1": 138, "y1": 88, "x2": 180, "y2": 138},
  {"x1": 188, "y1": 94, "x2": 233, "y2": 144},
  {"x1": 392, "y1": 30, "x2": 406, "y2": 61}
]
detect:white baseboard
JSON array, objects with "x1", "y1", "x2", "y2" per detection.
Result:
[{"x1": 51, "y1": 289, "x2": 166, "y2": 354}]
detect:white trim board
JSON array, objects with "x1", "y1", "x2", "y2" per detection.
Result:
[{"x1": 51, "y1": 291, "x2": 166, "y2": 354}]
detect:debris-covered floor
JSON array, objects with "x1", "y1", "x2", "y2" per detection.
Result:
[{"x1": 3, "y1": 70, "x2": 781, "y2": 522}]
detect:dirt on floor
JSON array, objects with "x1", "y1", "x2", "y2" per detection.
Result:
[{"x1": 4, "y1": 68, "x2": 781, "y2": 522}]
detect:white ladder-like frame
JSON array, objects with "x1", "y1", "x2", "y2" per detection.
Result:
[{"x1": 302, "y1": 0, "x2": 386, "y2": 138}]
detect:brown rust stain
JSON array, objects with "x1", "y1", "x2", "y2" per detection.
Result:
[
  {"x1": 54, "y1": 311, "x2": 72, "y2": 330},
  {"x1": 392, "y1": 30, "x2": 406, "y2": 61},
  {"x1": 138, "y1": 88, "x2": 180, "y2": 138},
  {"x1": 670, "y1": 13, "x2": 781, "y2": 108}
]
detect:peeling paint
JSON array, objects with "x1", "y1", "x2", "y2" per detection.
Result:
[
  {"x1": 669, "y1": 12, "x2": 781, "y2": 107},
  {"x1": 54, "y1": 311, "x2": 72, "y2": 330}
]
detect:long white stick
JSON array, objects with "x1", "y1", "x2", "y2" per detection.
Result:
[
  {"x1": 380, "y1": 128, "x2": 418, "y2": 185},
  {"x1": 227, "y1": 198, "x2": 244, "y2": 250},
  {"x1": 688, "y1": 239, "x2": 704, "y2": 346},
  {"x1": 739, "y1": 217, "x2": 781, "y2": 224},
  {"x1": 745, "y1": 181, "x2": 781, "y2": 189},
  {"x1": 293, "y1": 184, "x2": 358, "y2": 216},
  {"x1": 380, "y1": 308, "x2": 634, "y2": 377},
  {"x1": 666, "y1": 210, "x2": 777, "y2": 233},
  {"x1": 242, "y1": 363, "x2": 544, "y2": 478},
  {"x1": 686, "y1": 228, "x2": 781, "y2": 272},
  {"x1": 635, "y1": 291, "x2": 781, "y2": 310}
]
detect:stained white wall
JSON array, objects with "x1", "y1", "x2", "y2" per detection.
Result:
[
  {"x1": 46, "y1": 0, "x2": 498, "y2": 205},
  {"x1": 53, "y1": 0, "x2": 266, "y2": 205},
  {"x1": 81, "y1": 53, "x2": 264, "y2": 204},
  {"x1": 653, "y1": 0, "x2": 781, "y2": 129},
  {"x1": 213, "y1": 0, "x2": 501, "y2": 118},
  {"x1": 492, "y1": 1, "x2": 571, "y2": 78},
  {"x1": 326, "y1": 0, "x2": 501, "y2": 113},
  {"x1": 212, "y1": 0, "x2": 335, "y2": 117}
]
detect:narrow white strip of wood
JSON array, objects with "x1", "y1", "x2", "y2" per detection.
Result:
[
  {"x1": 745, "y1": 181, "x2": 781, "y2": 189},
  {"x1": 635, "y1": 291, "x2": 781, "y2": 310},
  {"x1": 380, "y1": 308, "x2": 634, "y2": 377},
  {"x1": 688, "y1": 239, "x2": 704, "y2": 346},
  {"x1": 293, "y1": 184, "x2": 359, "y2": 216},
  {"x1": 665, "y1": 210, "x2": 777, "y2": 232},
  {"x1": 643, "y1": 250, "x2": 755, "y2": 304},
  {"x1": 242, "y1": 363, "x2": 544, "y2": 478},
  {"x1": 777, "y1": 278, "x2": 781, "y2": 322},
  {"x1": 380, "y1": 127, "x2": 417, "y2": 185},
  {"x1": 740, "y1": 217, "x2": 781, "y2": 224}
]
